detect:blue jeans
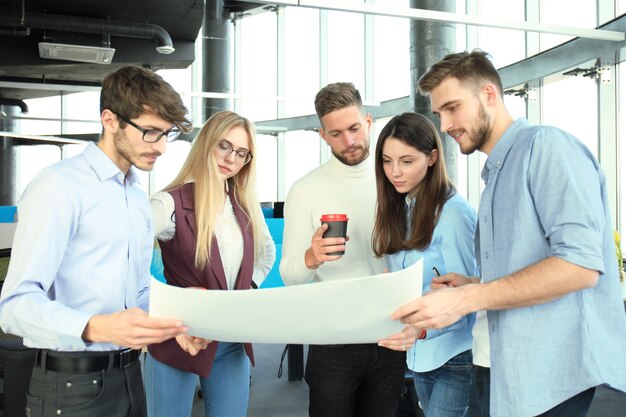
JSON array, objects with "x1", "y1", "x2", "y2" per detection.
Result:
[
  {"x1": 468, "y1": 365, "x2": 490, "y2": 417},
  {"x1": 144, "y1": 342, "x2": 250, "y2": 417},
  {"x1": 412, "y1": 350, "x2": 472, "y2": 417},
  {"x1": 305, "y1": 344, "x2": 407, "y2": 417}
]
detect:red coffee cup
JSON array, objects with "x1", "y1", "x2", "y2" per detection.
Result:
[{"x1": 320, "y1": 214, "x2": 349, "y2": 255}]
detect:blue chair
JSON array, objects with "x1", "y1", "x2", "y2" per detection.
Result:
[
  {"x1": 261, "y1": 218, "x2": 284, "y2": 289},
  {"x1": 150, "y1": 246, "x2": 166, "y2": 283},
  {"x1": 0, "y1": 207, "x2": 17, "y2": 223}
]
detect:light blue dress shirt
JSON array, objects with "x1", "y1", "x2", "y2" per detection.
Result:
[
  {"x1": 0, "y1": 142, "x2": 153, "y2": 351},
  {"x1": 478, "y1": 118, "x2": 626, "y2": 417},
  {"x1": 387, "y1": 192, "x2": 478, "y2": 372}
]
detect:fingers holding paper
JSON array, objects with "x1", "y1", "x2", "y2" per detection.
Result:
[{"x1": 391, "y1": 285, "x2": 475, "y2": 330}]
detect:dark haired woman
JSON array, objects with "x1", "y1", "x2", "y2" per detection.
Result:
[{"x1": 374, "y1": 112, "x2": 477, "y2": 417}]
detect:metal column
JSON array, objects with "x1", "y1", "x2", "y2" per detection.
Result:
[
  {"x1": 0, "y1": 105, "x2": 18, "y2": 206},
  {"x1": 202, "y1": 0, "x2": 232, "y2": 120},
  {"x1": 410, "y1": 0, "x2": 457, "y2": 183}
]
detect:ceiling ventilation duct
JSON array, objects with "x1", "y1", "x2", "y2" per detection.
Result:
[{"x1": 0, "y1": 11, "x2": 176, "y2": 56}]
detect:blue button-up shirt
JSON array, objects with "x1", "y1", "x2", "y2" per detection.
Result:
[
  {"x1": 478, "y1": 118, "x2": 626, "y2": 417},
  {"x1": 0, "y1": 142, "x2": 153, "y2": 351},
  {"x1": 387, "y1": 192, "x2": 478, "y2": 372}
]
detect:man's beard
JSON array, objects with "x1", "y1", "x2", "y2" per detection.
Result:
[
  {"x1": 461, "y1": 103, "x2": 490, "y2": 155},
  {"x1": 114, "y1": 129, "x2": 160, "y2": 172},
  {"x1": 332, "y1": 145, "x2": 370, "y2": 166}
]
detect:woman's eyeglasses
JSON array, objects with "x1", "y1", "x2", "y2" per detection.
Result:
[{"x1": 216, "y1": 139, "x2": 253, "y2": 165}]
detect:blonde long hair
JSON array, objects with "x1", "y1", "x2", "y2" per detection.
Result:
[{"x1": 164, "y1": 111, "x2": 265, "y2": 270}]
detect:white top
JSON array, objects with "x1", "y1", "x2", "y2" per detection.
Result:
[
  {"x1": 151, "y1": 190, "x2": 276, "y2": 289},
  {"x1": 472, "y1": 310, "x2": 490, "y2": 367},
  {"x1": 280, "y1": 154, "x2": 385, "y2": 284}
]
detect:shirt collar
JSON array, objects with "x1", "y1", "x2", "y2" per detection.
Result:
[
  {"x1": 83, "y1": 142, "x2": 141, "y2": 185},
  {"x1": 481, "y1": 118, "x2": 528, "y2": 182}
]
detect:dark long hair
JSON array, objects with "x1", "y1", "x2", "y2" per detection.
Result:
[{"x1": 372, "y1": 112, "x2": 454, "y2": 256}]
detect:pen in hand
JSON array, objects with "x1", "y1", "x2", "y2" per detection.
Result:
[{"x1": 432, "y1": 267, "x2": 453, "y2": 287}]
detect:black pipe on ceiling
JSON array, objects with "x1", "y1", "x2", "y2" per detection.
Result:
[
  {"x1": 0, "y1": 11, "x2": 175, "y2": 54},
  {"x1": 0, "y1": 98, "x2": 28, "y2": 114}
]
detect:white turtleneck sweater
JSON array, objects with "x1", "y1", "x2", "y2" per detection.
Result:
[{"x1": 280, "y1": 154, "x2": 385, "y2": 285}]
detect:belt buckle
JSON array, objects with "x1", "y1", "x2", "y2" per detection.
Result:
[{"x1": 118, "y1": 349, "x2": 134, "y2": 368}]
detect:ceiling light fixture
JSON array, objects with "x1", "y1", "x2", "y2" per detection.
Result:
[{"x1": 38, "y1": 42, "x2": 115, "y2": 64}]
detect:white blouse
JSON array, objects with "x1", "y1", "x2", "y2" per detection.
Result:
[{"x1": 150, "y1": 189, "x2": 276, "y2": 289}]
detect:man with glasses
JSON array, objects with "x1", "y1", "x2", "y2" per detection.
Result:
[
  {"x1": 280, "y1": 83, "x2": 406, "y2": 417},
  {"x1": 0, "y1": 65, "x2": 200, "y2": 417}
]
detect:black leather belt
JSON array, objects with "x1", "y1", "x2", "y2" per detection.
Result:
[{"x1": 36, "y1": 349, "x2": 141, "y2": 374}]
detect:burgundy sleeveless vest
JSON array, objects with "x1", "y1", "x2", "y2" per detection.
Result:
[{"x1": 148, "y1": 182, "x2": 255, "y2": 377}]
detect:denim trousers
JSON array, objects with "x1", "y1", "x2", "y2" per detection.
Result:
[
  {"x1": 468, "y1": 365, "x2": 490, "y2": 417},
  {"x1": 26, "y1": 353, "x2": 146, "y2": 417},
  {"x1": 305, "y1": 343, "x2": 407, "y2": 417},
  {"x1": 412, "y1": 350, "x2": 472, "y2": 417},
  {"x1": 144, "y1": 342, "x2": 250, "y2": 417}
]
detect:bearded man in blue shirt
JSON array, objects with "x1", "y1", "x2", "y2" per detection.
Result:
[
  {"x1": 390, "y1": 50, "x2": 626, "y2": 417},
  {"x1": 0, "y1": 66, "x2": 207, "y2": 417}
]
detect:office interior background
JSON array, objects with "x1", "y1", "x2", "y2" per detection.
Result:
[
  {"x1": 1, "y1": 1, "x2": 626, "y2": 416},
  {"x1": 1, "y1": 0, "x2": 626, "y2": 238}
]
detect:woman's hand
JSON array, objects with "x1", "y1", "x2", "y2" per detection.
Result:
[
  {"x1": 378, "y1": 325, "x2": 421, "y2": 352},
  {"x1": 175, "y1": 334, "x2": 213, "y2": 356}
]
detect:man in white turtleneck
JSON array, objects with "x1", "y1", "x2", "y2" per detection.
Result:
[{"x1": 280, "y1": 82, "x2": 406, "y2": 417}]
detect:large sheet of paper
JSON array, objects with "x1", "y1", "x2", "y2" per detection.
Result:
[{"x1": 149, "y1": 258, "x2": 422, "y2": 344}]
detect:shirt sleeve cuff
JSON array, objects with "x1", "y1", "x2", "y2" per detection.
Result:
[{"x1": 55, "y1": 310, "x2": 92, "y2": 350}]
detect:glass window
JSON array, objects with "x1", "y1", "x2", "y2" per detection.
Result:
[
  {"x1": 504, "y1": 93, "x2": 527, "y2": 121},
  {"x1": 238, "y1": 12, "x2": 278, "y2": 121},
  {"x1": 540, "y1": 0, "x2": 596, "y2": 51},
  {"x1": 372, "y1": 11, "x2": 410, "y2": 102},
  {"x1": 477, "y1": 0, "x2": 526, "y2": 68},
  {"x1": 22, "y1": 96, "x2": 62, "y2": 135},
  {"x1": 157, "y1": 68, "x2": 193, "y2": 119},
  {"x1": 326, "y1": 10, "x2": 365, "y2": 87},
  {"x1": 284, "y1": 7, "x2": 320, "y2": 118},
  {"x1": 153, "y1": 140, "x2": 192, "y2": 191},
  {"x1": 283, "y1": 130, "x2": 322, "y2": 196},
  {"x1": 63, "y1": 91, "x2": 101, "y2": 134},
  {"x1": 542, "y1": 65, "x2": 598, "y2": 157},
  {"x1": 256, "y1": 133, "x2": 278, "y2": 202}
]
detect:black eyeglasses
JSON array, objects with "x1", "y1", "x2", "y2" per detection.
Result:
[
  {"x1": 216, "y1": 139, "x2": 253, "y2": 165},
  {"x1": 115, "y1": 113, "x2": 182, "y2": 143}
]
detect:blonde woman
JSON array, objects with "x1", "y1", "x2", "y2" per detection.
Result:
[{"x1": 145, "y1": 111, "x2": 275, "y2": 417}]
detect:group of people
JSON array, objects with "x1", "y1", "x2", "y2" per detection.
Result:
[{"x1": 0, "y1": 49, "x2": 625, "y2": 417}]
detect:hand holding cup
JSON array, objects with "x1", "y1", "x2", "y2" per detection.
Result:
[{"x1": 320, "y1": 214, "x2": 349, "y2": 256}]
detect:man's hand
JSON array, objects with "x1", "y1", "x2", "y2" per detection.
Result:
[
  {"x1": 378, "y1": 325, "x2": 421, "y2": 352},
  {"x1": 431, "y1": 273, "x2": 478, "y2": 290},
  {"x1": 82, "y1": 307, "x2": 187, "y2": 349},
  {"x1": 391, "y1": 284, "x2": 479, "y2": 330},
  {"x1": 304, "y1": 223, "x2": 347, "y2": 270},
  {"x1": 175, "y1": 335, "x2": 212, "y2": 356}
]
